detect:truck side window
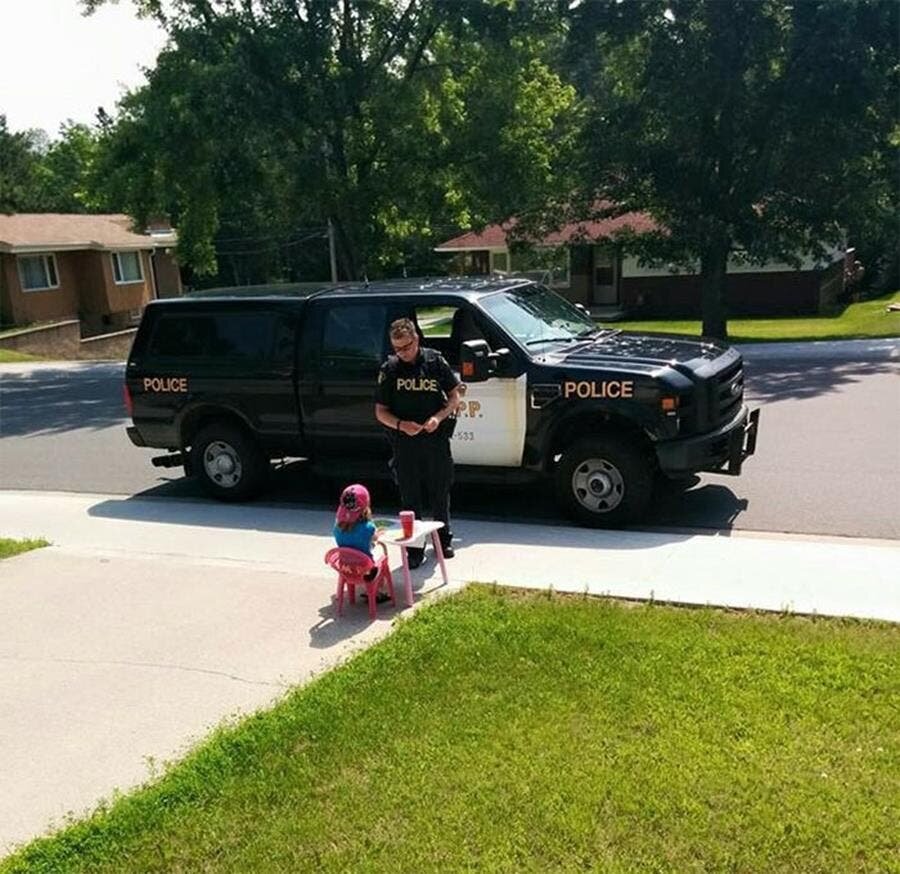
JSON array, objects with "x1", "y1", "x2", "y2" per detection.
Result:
[
  {"x1": 147, "y1": 313, "x2": 275, "y2": 364},
  {"x1": 208, "y1": 314, "x2": 273, "y2": 361},
  {"x1": 321, "y1": 304, "x2": 387, "y2": 373},
  {"x1": 413, "y1": 305, "x2": 487, "y2": 366},
  {"x1": 147, "y1": 315, "x2": 209, "y2": 358}
]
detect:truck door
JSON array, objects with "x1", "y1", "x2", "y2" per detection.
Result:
[
  {"x1": 411, "y1": 303, "x2": 527, "y2": 467},
  {"x1": 300, "y1": 300, "x2": 390, "y2": 458}
]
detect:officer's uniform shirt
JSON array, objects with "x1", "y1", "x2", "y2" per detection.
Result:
[{"x1": 375, "y1": 347, "x2": 460, "y2": 435}]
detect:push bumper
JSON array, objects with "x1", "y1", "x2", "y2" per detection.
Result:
[{"x1": 656, "y1": 406, "x2": 760, "y2": 477}]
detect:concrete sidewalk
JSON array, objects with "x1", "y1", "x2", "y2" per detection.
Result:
[
  {"x1": 1, "y1": 489, "x2": 898, "y2": 854},
  {"x1": 3, "y1": 490, "x2": 897, "y2": 620}
]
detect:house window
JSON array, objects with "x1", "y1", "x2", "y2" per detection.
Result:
[
  {"x1": 491, "y1": 251, "x2": 509, "y2": 273},
  {"x1": 111, "y1": 251, "x2": 144, "y2": 284},
  {"x1": 17, "y1": 254, "x2": 59, "y2": 291},
  {"x1": 509, "y1": 245, "x2": 570, "y2": 287}
]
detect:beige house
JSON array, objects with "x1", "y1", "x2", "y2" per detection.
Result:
[{"x1": 0, "y1": 213, "x2": 182, "y2": 336}]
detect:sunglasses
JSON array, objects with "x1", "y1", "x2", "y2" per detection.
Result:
[{"x1": 391, "y1": 336, "x2": 417, "y2": 354}]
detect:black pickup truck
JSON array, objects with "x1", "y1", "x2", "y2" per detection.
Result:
[{"x1": 124, "y1": 277, "x2": 759, "y2": 526}]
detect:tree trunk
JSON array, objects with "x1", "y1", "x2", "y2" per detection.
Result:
[
  {"x1": 333, "y1": 216, "x2": 358, "y2": 280},
  {"x1": 699, "y1": 239, "x2": 730, "y2": 340}
]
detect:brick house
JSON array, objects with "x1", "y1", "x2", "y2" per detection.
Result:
[
  {"x1": 0, "y1": 213, "x2": 182, "y2": 336},
  {"x1": 435, "y1": 212, "x2": 847, "y2": 318}
]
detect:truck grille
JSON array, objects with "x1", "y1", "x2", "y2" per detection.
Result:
[
  {"x1": 713, "y1": 359, "x2": 744, "y2": 426},
  {"x1": 677, "y1": 356, "x2": 744, "y2": 436}
]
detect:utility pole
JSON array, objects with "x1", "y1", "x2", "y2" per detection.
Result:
[{"x1": 327, "y1": 218, "x2": 338, "y2": 284}]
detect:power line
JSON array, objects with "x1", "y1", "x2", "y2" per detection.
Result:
[
  {"x1": 215, "y1": 229, "x2": 328, "y2": 257},
  {"x1": 214, "y1": 226, "x2": 328, "y2": 243}
]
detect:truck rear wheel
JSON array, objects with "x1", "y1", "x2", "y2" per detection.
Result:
[
  {"x1": 555, "y1": 436, "x2": 652, "y2": 527},
  {"x1": 190, "y1": 422, "x2": 268, "y2": 501}
]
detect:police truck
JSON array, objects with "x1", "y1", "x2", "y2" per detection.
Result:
[{"x1": 124, "y1": 277, "x2": 759, "y2": 526}]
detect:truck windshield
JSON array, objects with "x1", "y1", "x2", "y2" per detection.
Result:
[{"x1": 480, "y1": 284, "x2": 598, "y2": 348}]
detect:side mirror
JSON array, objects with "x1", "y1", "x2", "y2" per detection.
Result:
[
  {"x1": 461, "y1": 340, "x2": 511, "y2": 382},
  {"x1": 493, "y1": 347, "x2": 512, "y2": 374},
  {"x1": 460, "y1": 339, "x2": 491, "y2": 382}
]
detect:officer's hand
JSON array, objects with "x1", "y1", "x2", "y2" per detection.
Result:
[
  {"x1": 424, "y1": 416, "x2": 440, "y2": 433},
  {"x1": 399, "y1": 420, "x2": 423, "y2": 436}
]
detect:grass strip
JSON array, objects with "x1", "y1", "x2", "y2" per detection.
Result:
[
  {"x1": 0, "y1": 349, "x2": 42, "y2": 363},
  {"x1": 3, "y1": 587, "x2": 898, "y2": 873},
  {"x1": 0, "y1": 537, "x2": 49, "y2": 559},
  {"x1": 600, "y1": 289, "x2": 900, "y2": 342}
]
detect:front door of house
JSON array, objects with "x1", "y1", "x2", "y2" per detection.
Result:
[{"x1": 592, "y1": 247, "x2": 619, "y2": 305}]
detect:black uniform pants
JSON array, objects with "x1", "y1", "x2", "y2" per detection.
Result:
[{"x1": 393, "y1": 433, "x2": 453, "y2": 549}]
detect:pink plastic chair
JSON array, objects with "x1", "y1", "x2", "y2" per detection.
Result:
[{"x1": 325, "y1": 545, "x2": 395, "y2": 619}]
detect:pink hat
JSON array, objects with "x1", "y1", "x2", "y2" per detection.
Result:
[{"x1": 336, "y1": 483, "x2": 370, "y2": 526}]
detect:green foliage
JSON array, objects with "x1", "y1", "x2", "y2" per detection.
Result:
[
  {"x1": 4, "y1": 587, "x2": 898, "y2": 872},
  {"x1": 0, "y1": 536, "x2": 48, "y2": 558},
  {"x1": 38, "y1": 0, "x2": 892, "y2": 313},
  {"x1": 564, "y1": 0, "x2": 899, "y2": 338},
  {"x1": 76, "y1": 0, "x2": 575, "y2": 283},
  {"x1": 0, "y1": 115, "x2": 43, "y2": 213},
  {"x1": 30, "y1": 122, "x2": 112, "y2": 213},
  {"x1": 0, "y1": 115, "x2": 119, "y2": 215}
]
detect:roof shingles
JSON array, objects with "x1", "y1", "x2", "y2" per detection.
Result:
[
  {"x1": 0, "y1": 214, "x2": 175, "y2": 252},
  {"x1": 435, "y1": 210, "x2": 659, "y2": 251}
]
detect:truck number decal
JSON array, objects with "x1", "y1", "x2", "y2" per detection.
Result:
[
  {"x1": 454, "y1": 430, "x2": 475, "y2": 442},
  {"x1": 143, "y1": 376, "x2": 188, "y2": 393},
  {"x1": 563, "y1": 380, "x2": 634, "y2": 400}
]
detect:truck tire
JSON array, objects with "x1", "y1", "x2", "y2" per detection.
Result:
[
  {"x1": 555, "y1": 436, "x2": 653, "y2": 527},
  {"x1": 190, "y1": 422, "x2": 268, "y2": 501}
]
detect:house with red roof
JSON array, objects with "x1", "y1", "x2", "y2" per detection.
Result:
[
  {"x1": 0, "y1": 213, "x2": 182, "y2": 336},
  {"x1": 435, "y1": 211, "x2": 848, "y2": 318}
]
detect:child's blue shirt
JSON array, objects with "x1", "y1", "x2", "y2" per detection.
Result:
[{"x1": 333, "y1": 519, "x2": 376, "y2": 557}]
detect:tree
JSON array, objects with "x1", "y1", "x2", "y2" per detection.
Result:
[
  {"x1": 0, "y1": 115, "x2": 42, "y2": 213},
  {"x1": 564, "y1": 0, "x2": 899, "y2": 338},
  {"x1": 30, "y1": 122, "x2": 111, "y2": 213},
  {"x1": 82, "y1": 0, "x2": 575, "y2": 282}
]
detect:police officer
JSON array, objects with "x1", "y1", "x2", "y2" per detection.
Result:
[{"x1": 375, "y1": 317, "x2": 464, "y2": 567}]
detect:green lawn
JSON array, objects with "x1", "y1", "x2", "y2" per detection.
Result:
[
  {"x1": 600, "y1": 289, "x2": 900, "y2": 342},
  {"x1": 0, "y1": 349, "x2": 41, "y2": 363},
  {"x1": 0, "y1": 537, "x2": 48, "y2": 559},
  {"x1": 5, "y1": 587, "x2": 897, "y2": 873}
]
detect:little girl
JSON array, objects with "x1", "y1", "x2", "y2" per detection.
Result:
[{"x1": 333, "y1": 483, "x2": 382, "y2": 585}]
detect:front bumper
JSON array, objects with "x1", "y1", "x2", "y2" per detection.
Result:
[
  {"x1": 126, "y1": 426, "x2": 146, "y2": 447},
  {"x1": 656, "y1": 406, "x2": 760, "y2": 477}
]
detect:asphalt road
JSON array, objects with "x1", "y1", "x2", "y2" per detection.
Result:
[{"x1": 1, "y1": 340, "x2": 898, "y2": 539}]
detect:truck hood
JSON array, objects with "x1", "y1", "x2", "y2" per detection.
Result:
[{"x1": 546, "y1": 331, "x2": 729, "y2": 370}]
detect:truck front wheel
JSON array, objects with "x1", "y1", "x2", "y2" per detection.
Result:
[
  {"x1": 190, "y1": 422, "x2": 268, "y2": 501},
  {"x1": 555, "y1": 436, "x2": 653, "y2": 527}
]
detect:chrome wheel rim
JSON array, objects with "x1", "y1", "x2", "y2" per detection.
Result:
[
  {"x1": 203, "y1": 440, "x2": 242, "y2": 489},
  {"x1": 571, "y1": 457, "x2": 625, "y2": 514}
]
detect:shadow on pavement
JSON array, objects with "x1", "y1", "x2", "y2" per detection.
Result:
[
  {"x1": 306, "y1": 594, "x2": 410, "y2": 650},
  {"x1": 124, "y1": 459, "x2": 752, "y2": 534},
  {"x1": 0, "y1": 363, "x2": 126, "y2": 437},
  {"x1": 744, "y1": 357, "x2": 897, "y2": 404},
  {"x1": 86, "y1": 484, "x2": 753, "y2": 552}
]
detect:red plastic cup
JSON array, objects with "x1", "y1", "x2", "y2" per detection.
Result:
[{"x1": 400, "y1": 510, "x2": 415, "y2": 539}]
